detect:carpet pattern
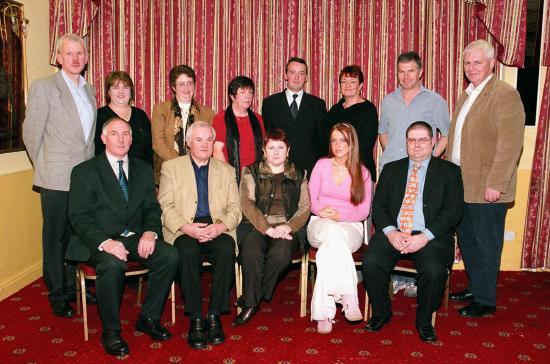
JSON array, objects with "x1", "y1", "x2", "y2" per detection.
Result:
[{"x1": 1, "y1": 270, "x2": 549, "y2": 363}]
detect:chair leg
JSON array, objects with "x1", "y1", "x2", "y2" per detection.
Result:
[
  {"x1": 444, "y1": 273, "x2": 450, "y2": 310},
  {"x1": 80, "y1": 272, "x2": 89, "y2": 341},
  {"x1": 431, "y1": 311, "x2": 437, "y2": 327},
  {"x1": 364, "y1": 291, "x2": 370, "y2": 321},
  {"x1": 137, "y1": 277, "x2": 143, "y2": 306},
  {"x1": 300, "y1": 254, "x2": 308, "y2": 317},
  {"x1": 75, "y1": 270, "x2": 81, "y2": 315},
  {"x1": 170, "y1": 282, "x2": 176, "y2": 325},
  {"x1": 235, "y1": 262, "x2": 242, "y2": 314}
]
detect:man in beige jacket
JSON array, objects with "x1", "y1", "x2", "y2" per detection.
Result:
[
  {"x1": 158, "y1": 121, "x2": 241, "y2": 350},
  {"x1": 446, "y1": 40, "x2": 525, "y2": 318}
]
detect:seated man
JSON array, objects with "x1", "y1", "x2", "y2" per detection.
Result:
[
  {"x1": 158, "y1": 121, "x2": 241, "y2": 350},
  {"x1": 67, "y1": 118, "x2": 178, "y2": 356},
  {"x1": 362, "y1": 121, "x2": 463, "y2": 342}
]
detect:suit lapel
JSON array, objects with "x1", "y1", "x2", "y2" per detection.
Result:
[
  {"x1": 423, "y1": 158, "x2": 438, "y2": 198},
  {"x1": 84, "y1": 83, "x2": 97, "y2": 147},
  {"x1": 278, "y1": 91, "x2": 294, "y2": 120},
  {"x1": 127, "y1": 158, "x2": 141, "y2": 213},
  {"x1": 98, "y1": 154, "x2": 128, "y2": 206},
  {"x1": 396, "y1": 159, "x2": 409, "y2": 200},
  {"x1": 465, "y1": 76, "x2": 495, "y2": 116},
  {"x1": 55, "y1": 72, "x2": 86, "y2": 143}
]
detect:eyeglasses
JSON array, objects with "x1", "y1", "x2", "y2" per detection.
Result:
[{"x1": 406, "y1": 138, "x2": 431, "y2": 145}]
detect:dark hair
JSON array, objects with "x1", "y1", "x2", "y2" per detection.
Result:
[
  {"x1": 328, "y1": 123, "x2": 366, "y2": 206},
  {"x1": 406, "y1": 121, "x2": 433, "y2": 138},
  {"x1": 104, "y1": 71, "x2": 135, "y2": 104},
  {"x1": 227, "y1": 76, "x2": 255, "y2": 103},
  {"x1": 285, "y1": 57, "x2": 308, "y2": 74},
  {"x1": 263, "y1": 128, "x2": 289, "y2": 149},
  {"x1": 397, "y1": 51, "x2": 422, "y2": 69},
  {"x1": 169, "y1": 65, "x2": 196, "y2": 91},
  {"x1": 339, "y1": 65, "x2": 364, "y2": 84}
]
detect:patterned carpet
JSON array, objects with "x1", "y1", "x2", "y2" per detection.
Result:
[{"x1": 1, "y1": 269, "x2": 549, "y2": 363}]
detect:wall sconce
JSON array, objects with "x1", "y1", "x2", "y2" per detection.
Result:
[{"x1": 1, "y1": 1, "x2": 29, "y2": 43}]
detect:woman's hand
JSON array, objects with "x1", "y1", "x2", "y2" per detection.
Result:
[{"x1": 318, "y1": 206, "x2": 340, "y2": 221}]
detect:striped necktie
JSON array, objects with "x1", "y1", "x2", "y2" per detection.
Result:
[
  {"x1": 117, "y1": 160, "x2": 128, "y2": 201},
  {"x1": 399, "y1": 163, "x2": 421, "y2": 237}
]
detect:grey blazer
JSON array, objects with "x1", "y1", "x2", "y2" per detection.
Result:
[{"x1": 23, "y1": 72, "x2": 97, "y2": 191}]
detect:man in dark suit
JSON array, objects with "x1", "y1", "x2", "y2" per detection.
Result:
[
  {"x1": 362, "y1": 121, "x2": 463, "y2": 342},
  {"x1": 262, "y1": 57, "x2": 327, "y2": 174},
  {"x1": 67, "y1": 118, "x2": 178, "y2": 356},
  {"x1": 22, "y1": 33, "x2": 97, "y2": 318}
]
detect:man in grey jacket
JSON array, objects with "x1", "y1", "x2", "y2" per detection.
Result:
[{"x1": 23, "y1": 33, "x2": 96, "y2": 318}]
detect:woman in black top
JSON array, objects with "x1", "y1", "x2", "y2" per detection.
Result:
[
  {"x1": 325, "y1": 65, "x2": 378, "y2": 181},
  {"x1": 95, "y1": 71, "x2": 153, "y2": 166}
]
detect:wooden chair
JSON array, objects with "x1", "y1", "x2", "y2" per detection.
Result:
[{"x1": 75, "y1": 262, "x2": 176, "y2": 341}]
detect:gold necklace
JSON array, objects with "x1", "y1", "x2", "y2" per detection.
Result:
[{"x1": 331, "y1": 159, "x2": 347, "y2": 171}]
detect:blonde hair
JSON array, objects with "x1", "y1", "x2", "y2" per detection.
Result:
[{"x1": 56, "y1": 33, "x2": 88, "y2": 54}]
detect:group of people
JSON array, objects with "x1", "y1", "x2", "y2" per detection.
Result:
[{"x1": 22, "y1": 32, "x2": 524, "y2": 356}]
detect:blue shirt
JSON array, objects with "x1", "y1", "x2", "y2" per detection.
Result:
[
  {"x1": 383, "y1": 157, "x2": 435, "y2": 240},
  {"x1": 378, "y1": 86, "x2": 450, "y2": 171},
  {"x1": 191, "y1": 159, "x2": 210, "y2": 218},
  {"x1": 60, "y1": 70, "x2": 94, "y2": 143}
]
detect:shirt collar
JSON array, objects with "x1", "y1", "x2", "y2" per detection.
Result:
[
  {"x1": 105, "y1": 151, "x2": 129, "y2": 166},
  {"x1": 408, "y1": 156, "x2": 431, "y2": 170},
  {"x1": 285, "y1": 88, "x2": 304, "y2": 100},
  {"x1": 191, "y1": 157, "x2": 210, "y2": 168},
  {"x1": 60, "y1": 69, "x2": 87, "y2": 89},
  {"x1": 466, "y1": 74, "x2": 493, "y2": 95}
]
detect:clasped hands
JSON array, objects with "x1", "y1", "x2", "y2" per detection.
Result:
[
  {"x1": 387, "y1": 230, "x2": 428, "y2": 254},
  {"x1": 266, "y1": 224, "x2": 293, "y2": 240},
  {"x1": 103, "y1": 231, "x2": 157, "y2": 261},
  {"x1": 318, "y1": 205, "x2": 340, "y2": 221},
  {"x1": 180, "y1": 222, "x2": 227, "y2": 243}
]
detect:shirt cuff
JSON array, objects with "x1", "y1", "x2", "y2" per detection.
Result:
[
  {"x1": 422, "y1": 228, "x2": 435, "y2": 241},
  {"x1": 383, "y1": 226, "x2": 397, "y2": 236},
  {"x1": 98, "y1": 240, "x2": 109, "y2": 251}
]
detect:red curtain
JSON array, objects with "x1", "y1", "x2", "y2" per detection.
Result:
[
  {"x1": 522, "y1": 0, "x2": 550, "y2": 270},
  {"x1": 48, "y1": 0, "x2": 526, "y2": 119}
]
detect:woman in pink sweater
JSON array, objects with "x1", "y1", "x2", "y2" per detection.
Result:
[{"x1": 307, "y1": 122, "x2": 372, "y2": 334}]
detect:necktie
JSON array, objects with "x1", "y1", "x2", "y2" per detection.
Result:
[
  {"x1": 118, "y1": 160, "x2": 128, "y2": 201},
  {"x1": 290, "y1": 94, "x2": 299, "y2": 120},
  {"x1": 399, "y1": 163, "x2": 421, "y2": 237}
]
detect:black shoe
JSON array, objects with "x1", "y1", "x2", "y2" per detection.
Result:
[
  {"x1": 101, "y1": 330, "x2": 129, "y2": 356},
  {"x1": 416, "y1": 324, "x2": 437, "y2": 342},
  {"x1": 232, "y1": 307, "x2": 258, "y2": 327},
  {"x1": 364, "y1": 314, "x2": 392, "y2": 332},
  {"x1": 135, "y1": 315, "x2": 172, "y2": 341},
  {"x1": 458, "y1": 302, "x2": 496, "y2": 318},
  {"x1": 188, "y1": 317, "x2": 207, "y2": 350},
  {"x1": 205, "y1": 314, "x2": 225, "y2": 345},
  {"x1": 68, "y1": 291, "x2": 97, "y2": 305},
  {"x1": 50, "y1": 300, "x2": 74, "y2": 318},
  {"x1": 449, "y1": 289, "x2": 473, "y2": 301}
]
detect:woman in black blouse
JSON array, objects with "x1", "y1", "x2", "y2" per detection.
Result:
[
  {"x1": 325, "y1": 65, "x2": 378, "y2": 181},
  {"x1": 95, "y1": 71, "x2": 153, "y2": 166}
]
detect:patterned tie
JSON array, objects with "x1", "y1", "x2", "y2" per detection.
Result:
[
  {"x1": 399, "y1": 163, "x2": 421, "y2": 237},
  {"x1": 290, "y1": 94, "x2": 299, "y2": 120},
  {"x1": 118, "y1": 160, "x2": 128, "y2": 201}
]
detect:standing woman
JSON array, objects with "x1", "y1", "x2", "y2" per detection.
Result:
[
  {"x1": 325, "y1": 65, "x2": 378, "y2": 181},
  {"x1": 233, "y1": 129, "x2": 310, "y2": 326},
  {"x1": 212, "y1": 76, "x2": 265, "y2": 184},
  {"x1": 95, "y1": 71, "x2": 153, "y2": 166},
  {"x1": 151, "y1": 65, "x2": 215, "y2": 183},
  {"x1": 307, "y1": 122, "x2": 372, "y2": 334}
]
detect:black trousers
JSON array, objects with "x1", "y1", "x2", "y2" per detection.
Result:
[
  {"x1": 174, "y1": 233, "x2": 236, "y2": 315},
  {"x1": 40, "y1": 188, "x2": 75, "y2": 302},
  {"x1": 237, "y1": 230, "x2": 300, "y2": 308},
  {"x1": 362, "y1": 232, "x2": 453, "y2": 325},
  {"x1": 87, "y1": 235, "x2": 178, "y2": 331},
  {"x1": 457, "y1": 202, "x2": 507, "y2": 306}
]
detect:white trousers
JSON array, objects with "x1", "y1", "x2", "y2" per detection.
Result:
[{"x1": 307, "y1": 216, "x2": 364, "y2": 321}]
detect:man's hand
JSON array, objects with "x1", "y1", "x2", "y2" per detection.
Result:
[
  {"x1": 387, "y1": 230, "x2": 406, "y2": 252},
  {"x1": 198, "y1": 223, "x2": 227, "y2": 243},
  {"x1": 402, "y1": 233, "x2": 429, "y2": 254},
  {"x1": 484, "y1": 187, "x2": 501, "y2": 202},
  {"x1": 138, "y1": 231, "x2": 157, "y2": 259},
  {"x1": 103, "y1": 239, "x2": 129, "y2": 261},
  {"x1": 180, "y1": 222, "x2": 208, "y2": 239}
]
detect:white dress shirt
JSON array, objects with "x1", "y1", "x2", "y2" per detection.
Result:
[
  {"x1": 285, "y1": 89, "x2": 304, "y2": 109},
  {"x1": 60, "y1": 70, "x2": 94, "y2": 142}
]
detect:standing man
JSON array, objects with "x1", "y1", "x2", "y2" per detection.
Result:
[
  {"x1": 262, "y1": 57, "x2": 327, "y2": 174},
  {"x1": 447, "y1": 40, "x2": 525, "y2": 317},
  {"x1": 67, "y1": 118, "x2": 178, "y2": 356},
  {"x1": 362, "y1": 121, "x2": 463, "y2": 342},
  {"x1": 378, "y1": 51, "x2": 450, "y2": 171},
  {"x1": 22, "y1": 33, "x2": 96, "y2": 318},
  {"x1": 159, "y1": 121, "x2": 241, "y2": 350}
]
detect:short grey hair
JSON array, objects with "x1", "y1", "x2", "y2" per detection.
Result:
[
  {"x1": 101, "y1": 117, "x2": 132, "y2": 135},
  {"x1": 56, "y1": 33, "x2": 88, "y2": 54},
  {"x1": 185, "y1": 121, "x2": 216, "y2": 143},
  {"x1": 464, "y1": 39, "x2": 495, "y2": 59}
]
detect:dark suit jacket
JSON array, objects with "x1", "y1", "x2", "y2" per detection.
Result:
[
  {"x1": 262, "y1": 90, "x2": 327, "y2": 173},
  {"x1": 372, "y1": 157, "x2": 464, "y2": 257},
  {"x1": 66, "y1": 153, "x2": 162, "y2": 262}
]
